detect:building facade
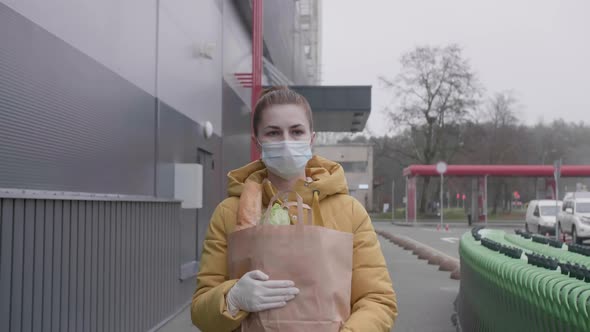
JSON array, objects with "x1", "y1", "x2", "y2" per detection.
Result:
[
  {"x1": 313, "y1": 143, "x2": 374, "y2": 211},
  {"x1": 0, "y1": 1, "x2": 323, "y2": 331}
]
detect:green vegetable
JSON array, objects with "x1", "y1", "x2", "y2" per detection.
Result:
[{"x1": 265, "y1": 203, "x2": 291, "y2": 225}]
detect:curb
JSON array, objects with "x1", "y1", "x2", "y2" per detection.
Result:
[
  {"x1": 381, "y1": 221, "x2": 522, "y2": 228},
  {"x1": 376, "y1": 229, "x2": 461, "y2": 280}
]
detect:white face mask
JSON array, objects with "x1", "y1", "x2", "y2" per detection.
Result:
[{"x1": 260, "y1": 140, "x2": 313, "y2": 180}]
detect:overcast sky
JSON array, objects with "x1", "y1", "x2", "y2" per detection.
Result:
[{"x1": 321, "y1": 0, "x2": 590, "y2": 135}]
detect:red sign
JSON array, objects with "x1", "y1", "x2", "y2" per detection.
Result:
[
  {"x1": 462, "y1": 194, "x2": 466, "y2": 201},
  {"x1": 456, "y1": 193, "x2": 460, "y2": 199}
]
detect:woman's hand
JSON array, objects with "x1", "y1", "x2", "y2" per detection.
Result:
[{"x1": 227, "y1": 270, "x2": 299, "y2": 313}]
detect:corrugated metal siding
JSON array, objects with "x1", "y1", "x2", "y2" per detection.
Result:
[
  {"x1": 0, "y1": 3, "x2": 156, "y2": 195},
  {"x1": 0, "y1": 198, "x2": 182, "y2": 332}
]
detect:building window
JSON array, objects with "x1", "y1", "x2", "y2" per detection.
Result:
[{"x1": 340, "y1": 161, "x2": 368, "y2": 173}]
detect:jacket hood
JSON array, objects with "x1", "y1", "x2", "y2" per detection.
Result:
[{"x1": 227, "y1": 155, "x2": 349, "y2": 206}]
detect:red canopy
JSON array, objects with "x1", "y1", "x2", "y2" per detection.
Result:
[{"x1": 403, "y1": 165, "x2": 590, "y2": 177}]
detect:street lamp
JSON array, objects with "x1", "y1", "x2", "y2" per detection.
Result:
[
  {"x1": 436, "y1": 161, "x2": 448, "y2": 229},
  {"x1": 391, "y1": 180, "x2": 395, "y2": 224}
]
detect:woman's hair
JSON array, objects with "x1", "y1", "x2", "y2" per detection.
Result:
[{"x1": 252, "y1": 86, "x2": 313, "y2": 137}]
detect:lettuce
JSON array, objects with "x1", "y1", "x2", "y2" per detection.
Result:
[{"x1": 266, "y1": 203, "x2": 291, "y2": 225}]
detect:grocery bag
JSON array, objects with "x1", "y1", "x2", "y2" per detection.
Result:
[{"x1": 228, "y1": 191, "x2": 353, "y2": 332}]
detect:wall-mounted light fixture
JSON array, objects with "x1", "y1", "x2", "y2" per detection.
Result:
[
  {"x1": 193, "y1": 42, "x2": 216, "y2": 60},
  {"x1": 203, "y1": 121, "x2": 214, "y2": 139}
]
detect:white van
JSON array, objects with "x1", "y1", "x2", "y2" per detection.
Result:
[
  {"x1": 558, "y1": 194, "x2": 590, "y2": 244},
  {"x1": 525, "y1": 200, "x2": 563, "y2": 234}
]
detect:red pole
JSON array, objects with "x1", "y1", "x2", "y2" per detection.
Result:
[{"x1": 250, "y1": 0, "x2": 263, "y2": 161}]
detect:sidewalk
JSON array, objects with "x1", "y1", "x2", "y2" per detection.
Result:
[
  {"x1": 157, "y1": 233, "x2": 458, "y2": 332},
  {"x1": 375, "y1": 219, "x2": 522, "y2": 228},
  {"x1": 156, "y1": 305, "x2": 199, "y2": 332}
]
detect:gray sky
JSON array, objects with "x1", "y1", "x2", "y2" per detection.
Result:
[{"x1": 321, "y1": 0, "x2": 590, "y2": 136}]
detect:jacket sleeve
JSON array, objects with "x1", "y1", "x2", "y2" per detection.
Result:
[
  {"x1": 191, "y1": 202, "x2": 249, "y2": 332},
  {"x1": 341, "y1": 199, "x2": 398, "y2": 331}
]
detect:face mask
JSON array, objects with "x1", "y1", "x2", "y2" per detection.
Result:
[{"x1": 260, "y1": 140, "x2": 313, "y2": 180}]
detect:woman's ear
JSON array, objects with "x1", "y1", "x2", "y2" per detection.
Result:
[{"x1": 251, "y1": 135, "x2": 262, "y2": 152}]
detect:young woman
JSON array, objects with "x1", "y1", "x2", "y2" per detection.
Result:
[{"x1": 191, "y1": 86, "x2": 397, "y2": 331}]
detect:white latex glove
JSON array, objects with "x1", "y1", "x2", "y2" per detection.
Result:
[{"x1": 226, "y1": 270, "x2": 299, "y2": 315}]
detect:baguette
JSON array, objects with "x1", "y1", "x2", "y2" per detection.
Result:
[{"x1": 235, "y1": 179, "x2": 262, "y2": 231}]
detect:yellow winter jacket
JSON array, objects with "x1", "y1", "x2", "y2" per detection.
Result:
[{"x1": 191, "y1": 155, "x2": 397, "y2": 331}]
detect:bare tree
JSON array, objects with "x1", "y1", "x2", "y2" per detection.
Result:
[
  {"x1": 484, "y1": 91, "x2": 520, "y2": 214},
  {"x1": 380, "y1": 44, "x2": 482, "y2": 213},
  {"x1": 485, "y1": 91, "x2": 520, "y2": 163}
]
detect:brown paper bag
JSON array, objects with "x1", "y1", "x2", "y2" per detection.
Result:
[{"x1": 228, "y1": 192, "x2": 353, "y2": 332}]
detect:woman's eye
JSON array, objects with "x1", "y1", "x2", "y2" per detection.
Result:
[
  {"x1": 292, "y1": 130, "x2": 304, "y2": 136},
  {"x1": 266, "y1": 131, "x2": 279, "y2": 136}
]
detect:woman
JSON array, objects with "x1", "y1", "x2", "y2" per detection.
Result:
[{"x1": 191, "y1": 86, "x2": 397, "y2": 331}]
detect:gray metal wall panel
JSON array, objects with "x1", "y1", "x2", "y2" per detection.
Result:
[
  {"x1": 130, "y1": 203, "x2": 137, "y2": 332},
  {"x1": 138, "y1": 203, "x2": 146, "y2": 332},
  {"x1": 158, "y1": 204, "x2": 164, "y2": 321},
  {"x1": 120, "y1": 202, "x2": 127, "y2": 332},
  {"x1": 83, "y1": 202, "x2": 91, "y2": 332},
  {"x1": 3, "y1": 0, "x2": 158, "y2": 96},
  {"x1": 221, "y1": 80, "x2": 251, "y2": 194},
  {"x1": 0, "y1": 199, "x2": 13, "y2": 332},
  {"x1": 125, "y1": 202, "x2": 132, "y2": 332},
  {"x1": 166, "y1": 204, "x2": 173, "y2": 317},
  {"x1": 69, "y1": 201, "x2": 79, "y2": 332},
  {"x1": 52, "y1": 200, "x2": 63, "y2": 332},
  {"x1": 10, "y1": 200, "x2": 24, "y2": 332},
  {"x1": 114, "y1": 202, "x2": 122, "y2": 332},
  {"x1": 107, "y1": 202, "x2": 115, "y2": 332},
  {"x1": 42, "y1": 201, "x2": 54, "y2": 332},
  {"x1": 77, "y1": 201, "x2": 85, "y2": 332},
  {"x1": 157, "y1": 101, "x2": 223, "y2": 199},
  {"x1": 180, "y1": 209, "x2": 197, "y2": 264},
  {"x1": 0, "y1": 4, "x2": 156, "y2": 195},
  {"x1": 157, "y1": 100, "x2": 223, "y2": 294},
  {"x1": 0, "y1": 6, "x2": 223, "y2": 327},
  {"x1": 151, "y1": 203, "x2": 157, "y2": 330},
  {"x1": 102, "y1": 203, "x2": 108, "y2": 331},
  {"x1": 58, "y1": 201, "x2": 68, "y2": 332},
  {"x1": 0, "y1": 197, "x2": 184, "y2": 332},
  {"x1": 22, "y1": 200, "x2": 35, "y2": 332},
  {"x1": 197, "y1": 150, "x2": 216, "y2": 260},
  {"x1": 157, "y1": 0, "x2": 223, "y2": 135},
  {"x1": 90, "y1": 201, "x2": 98, "y2": 332},
  {"x1": 149, "y1": 203, "x2": 156, "y2": 328},
  {"x1": 32, "y1": 201, "x2": 44, "y2": 332}
]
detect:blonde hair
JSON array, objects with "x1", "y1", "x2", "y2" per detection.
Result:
[{"x1": 252, "y1": 86, "x2": 313, "y2": 137}]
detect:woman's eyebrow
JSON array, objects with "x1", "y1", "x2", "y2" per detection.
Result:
[{"x1": 263, "y1": 124, "x2": 305, "y2": 130}]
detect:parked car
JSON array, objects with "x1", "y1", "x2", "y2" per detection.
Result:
[
  {"x1": 525, "y1": 200, "x2": 562, "y2": 234},
  {"x1": 562, "y1": 191, "x2": 590, "y2": 201},
  {"x1": 558, "y1": 194, "x2": 590, "y2": 244}
]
